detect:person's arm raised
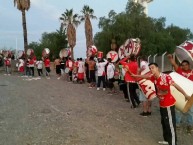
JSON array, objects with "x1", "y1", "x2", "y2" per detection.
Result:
[
  {"x1": 131, "y1": 73, "x2": 151, "y2": 79},
  {"x1": 167, "y1": 54, "x2": 179, "y2": 71}
]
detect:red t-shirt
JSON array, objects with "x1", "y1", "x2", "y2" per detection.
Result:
[
  {"x1": 29, "y1": 59, "x2": 34, "y2": 65},
  {"x1": 66, "y1": 60, "x2": 73, "y2": 71},
  {"x1": 176, "y1": 67, "x2": 193, "y2": 81},
  {"x1": 150, "y1": 73, "x2": 176, "y2": 107},
  {"x1": 5, "y1": 59, "x2": 11, "y2": 66},
  {"x1": 44, "y1": 58, "x2": 50, "y2": 67},
  {"x1": 120, "y1": 58, "x2": 138, "y2": 82}
]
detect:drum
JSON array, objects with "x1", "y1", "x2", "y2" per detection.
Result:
[
  {"x1": 65, "y1": 67, "x2": 70, "y2": 73},
  {"x1": 98, "y1": 51, "x2": 103, "y2": 58},
  {"x1": 26, "y1": 49, "x2": 34, "y2": 56},
  {"x1": 118, "y1": 45, "x2": 125, "y2": 59},
  {"x1": 106, "y1": 51, "x2": 118, "y2": 62},
  {"x1": 87, "y1": 45, "x2": 98, "y2": 57},
  {"x1": 2, "y1": 50, "x2": 11, "y2": 57},
  {"x1": 17, "y1": 50, "x2": 24, "y2": 59},
  {"x1": 169, "y1": 72, "x2": 193, "y2": 113},
  {"x1": 59, "y1": 48, "x2": 69, "y2": 58},
  {"x1": 137, "y1": 70, "x2": 157, "y2": 101},
  {"x1": 42, "y1": 48, "x2": 50, "y2": 58},
  {"x1": 124, "y1": 38, "x2": 141, "y2": 56},
  {"x1": 175, "y1": 40, "x2": 193, "y2": 68}
]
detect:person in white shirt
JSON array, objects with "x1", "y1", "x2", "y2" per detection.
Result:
[
  {"x1": 107, "y1": 58, "x2": 116, "y2": 94},
  {"x1": 138, "y1": 56, "x2": 152, "y2": 117},
  {"x1": 36, "y1": 58, "x2": 43, "y2": 77},
  {"x1": 96, "y1": 58, "x2": 108, "y2": 91},
  {"x1": 77, "y1": 58, "x2": 85, "y2": 83}
]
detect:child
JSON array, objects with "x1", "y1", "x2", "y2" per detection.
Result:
[
  {"x1": 44, "y1": 56, "x2": 51, "y2": 79},
  {"x1": 107, "y1": 58, "x2": 116, "y2": 94},
  {"x1": 36, "y1": 58, "x2": 43, "y2": 77}
]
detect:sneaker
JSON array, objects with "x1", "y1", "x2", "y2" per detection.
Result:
[
  {"x1": 88, "y1": 86, "x2": 93, "y2": 88},
  {"x1": 147, "y1": 112, "x2": 152, "y2": 116},
  {"x1": 158, "y1": 141, "x2": 169, "y2": 144},
  {"x1": 139, "y1": 112, "x2": 148, "y2": 117},
  {"x1": 57, "y1": 77, "x2": 60, "y2": 80},
  {"x1": 103, "y1": 88, "x2": 106, "y2": 91},
  {"x1": 97, "y1": 88, "x2": 100, "y2": 91}
]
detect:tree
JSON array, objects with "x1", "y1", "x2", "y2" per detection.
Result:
[
  {"x1": 14, "y1": 0, "x2": 30, "y2": 55},
  {"x1": 94, "y1": 0, "x2": 193, "y2": 56},
  {"x1": 79, "y1": 5, "x2": 97, "y2": 52},
  {"x1": 28, "y1": 25, "x2": 68, "y2": 60},
  {"x1": 60, "y1": 9, "x2": 80, "y2": 59},
  {"x1": 166, "y1": 24, "x2": 193, "y2": 46}
]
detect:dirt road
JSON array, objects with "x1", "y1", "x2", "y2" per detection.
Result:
[{"x1": 0, "y1": 73, "x2": 192, "y2": 145}]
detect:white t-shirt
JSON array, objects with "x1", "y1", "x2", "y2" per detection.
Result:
[
  {"x1": 96, "y1": 59, "x2": 108, "y2": 76},
  {"x1": 107, "y1": 63, "x2": 115, "y2": 79},
  {"x1": 36, "y1": 60, "x2": 43, "y2": 69},
  {"x1": 78, "y1": 61, "x2": 85, "y2": 73}
]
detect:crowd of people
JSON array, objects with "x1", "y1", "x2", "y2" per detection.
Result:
[{"x1": 1, "y1": 53, "x2": 193, "y2": 145}]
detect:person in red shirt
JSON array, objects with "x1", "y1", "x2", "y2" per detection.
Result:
[
  {"x1": 168, "y1": 54, "x2": 193, "y2": 133},
  {"x1": 29, "y1": 57, "x2": 35, "y2": 77},
  {"x1": 4, "y1": 57, "x2": 11, "y2": 75},
  {"x1": 44, "y1": 56, "x2": 51, "y2": 79},
  {"x1": 167, "y1": 54, "x2": 193, "y2": 81},
  {"x1": 119, "y1": 54, "x2": 140, "y2": 108},
  {"x1": 66, "y1": 57, "x2": 74, "y2": 82},
  {"x1": 133, "y1": 63, "x2": 190, "y2": 145}
]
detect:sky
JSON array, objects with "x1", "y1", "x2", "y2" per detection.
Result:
[{"x1": 0, "y1": 0, "x2": 193, "y2": 58}]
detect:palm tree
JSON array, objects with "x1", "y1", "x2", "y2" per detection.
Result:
[
  {"x1": 14, "y1": 0, "x2": 30, "y2": 55},
  {"x1": 60, "y1": 9, "x2": 80, "y2": 59},
  {"x1": 79, "y1": 5, "x2": 97, "y2": 52}
]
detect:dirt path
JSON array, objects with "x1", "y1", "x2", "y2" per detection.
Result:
[{"x1": 0, "y1": 73, "x2": 192, "y2": 145}]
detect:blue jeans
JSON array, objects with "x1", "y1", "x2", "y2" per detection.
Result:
[{"x1": 176, "y1": 106, "x2": 193, "y2": 126}]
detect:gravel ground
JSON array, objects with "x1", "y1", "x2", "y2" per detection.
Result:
[{"x1": 0, "y1": 71, "x2": 192, "y2": 145}]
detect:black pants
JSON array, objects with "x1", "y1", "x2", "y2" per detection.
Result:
[
  {"x1": 26, "y1": 67, "x2": 31, "y2": 76},
  {"x1": 30, "y1": 67, "x2": 34, "y2": 76},
  {"x1": 160, "y1": 106, "x2": 177, "y2": 145},
  {"x1": 119, "y1": 82, "x2": 129, "y2": 100},
  {"x1": 128, "y1": 82, "x2": 140, "y2": 108},
  {"x1": 86, "y1": 69, "x2": 90, "y2": 83},
  {"x1": 97, "y1": 76, "x2": 106, "y2": 88},
  {"x1": 37, "y1": 69, "x2": 43, "y2": 76},
  {"x1": 68, "y1": 70, "x2": 72, "y2": 81},
  {"x1": 108, "y1": 78, "x2": 115, "y2": 89},
  {"x1": 89, "y1": 70, "x2": 96, "y2": 83},
  {"x1": 45, "y1": 67, "x2": 50, "y2": 76}
]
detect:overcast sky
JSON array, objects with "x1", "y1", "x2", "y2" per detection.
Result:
[{"x1": 0, "y1": 0, "x2": 193, "y2": 58}]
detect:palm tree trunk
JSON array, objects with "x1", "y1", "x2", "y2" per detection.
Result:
[
  {"x1": 71, "y1": 47, "x2": 74, "y2": 60},
  {"x1": 22, "y1": 9, "x2": 28, "y2": 54},
  {"x1": 85, "y1": 18, "x2": 93, "y2": 52},
  {"x1": 21, "y1": 10, "x2": 28, "y2": 71}
]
